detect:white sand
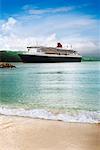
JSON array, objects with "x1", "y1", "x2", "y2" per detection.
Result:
[{"x1": 0, "y1": 115, "x2": 100, "y2": 150}]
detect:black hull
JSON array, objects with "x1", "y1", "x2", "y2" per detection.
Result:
[{"x1": 19, "y1": 54, "x2": 82, "y2": 63}]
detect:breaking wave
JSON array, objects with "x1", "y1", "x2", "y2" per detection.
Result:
[{"x1": 0, "y1": 107, "x2": 100, "y2": 123}]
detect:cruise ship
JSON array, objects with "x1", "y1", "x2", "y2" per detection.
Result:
[{"x1": 19, "y1": 43, "x2": 82, "y2": 63}]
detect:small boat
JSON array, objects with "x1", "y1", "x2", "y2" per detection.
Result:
[{"x1": 19, "y1": 43, "x2": 82, "y2": 63}]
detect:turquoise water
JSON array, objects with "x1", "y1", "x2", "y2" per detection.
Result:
[{"x1": 0, "y1": 62, "x2": 100, "y2": 122}]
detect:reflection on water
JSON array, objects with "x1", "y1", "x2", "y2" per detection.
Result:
[{"x1": 0, "y1": 62, "x2": 100, "y2": 111}]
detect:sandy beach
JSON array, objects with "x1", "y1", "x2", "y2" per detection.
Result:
[{"x1": 0, "y1": 115, "x2": 99, "y2": 150}]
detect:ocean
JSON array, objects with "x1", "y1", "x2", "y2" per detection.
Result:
[{"x1": 0, "y1": 62, "x2": 100, "y2": 123}]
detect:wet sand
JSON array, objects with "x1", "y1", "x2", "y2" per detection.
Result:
[{"x1": 0, "y1": 115, "x2": 99, "y2": 150}]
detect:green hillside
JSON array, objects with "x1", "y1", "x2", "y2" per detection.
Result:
[
  {"x1": 0, "y1": 51, "x2": 22, "y2": 62},
  {"x1": 82, "y1": 56, "x2": 100, "y2": 61}
]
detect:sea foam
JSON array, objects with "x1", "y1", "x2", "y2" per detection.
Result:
[{"x1": 0, "y1": 107, "x2": 99, "y2": 123}]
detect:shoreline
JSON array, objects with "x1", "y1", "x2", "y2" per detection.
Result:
[
  {"x1": 0, "y1": 107, "x2": 99, "y2": 123},
  {"x1": 0, "y1": 115, "x2": 100, "y2": 150}
]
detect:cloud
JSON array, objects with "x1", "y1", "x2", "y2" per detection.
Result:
[
  {"x1": 0, "y1": 12, "x2": 99, "y2": 56},
  {"x1": 1, "y1": 17, "x2": 17, "y2": 32},
  {"x1": 0, "y1": 33, "x2": 57, "y2": 51},
  {"x1": 23, "y1": 3, "x2": 91, "y2": 16},
  {"x1": 28, "y1": 7, "x2": 74, "y2": 15}
]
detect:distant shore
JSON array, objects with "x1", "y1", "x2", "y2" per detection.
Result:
[{"x1": 0, "y1": 115, "x2": 99, "y2": 150}]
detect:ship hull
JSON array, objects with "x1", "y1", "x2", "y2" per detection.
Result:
[{"x1": 19, "y1": 54, "x2": 82, "y2": 63}]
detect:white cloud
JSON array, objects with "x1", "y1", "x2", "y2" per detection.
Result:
[
  {"x1": 0, "y1": 33, "x2": 57, "y2": 51},
  {"x1": 28, "y1": 7, "x2": 74, "y2": 15},
  {"x1": 1, "y1": 17, "x2": 17, "y2": 32},
  {"x1": 0, "y1": 14, "x2": 99, "y2": 56}
]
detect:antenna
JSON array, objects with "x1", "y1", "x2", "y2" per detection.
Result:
[
  {"x1": 36, "y1": 41, "x2": 38, "y2": 46},
  {"x1": 71, "y1": 45, "x2": 72, "y2": 49}
]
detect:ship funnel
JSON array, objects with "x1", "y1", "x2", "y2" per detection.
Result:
[{"x1": 57, "y1": 42, "x2": 62, "y2": 48}]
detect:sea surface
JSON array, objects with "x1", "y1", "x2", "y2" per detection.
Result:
[{"x1": 0, "y1": 62, "x2": 100, "y2": 123}]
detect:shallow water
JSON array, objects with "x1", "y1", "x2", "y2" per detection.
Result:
[{"x1": 0, "y1": 62, "x2": 100, "y2": 123}]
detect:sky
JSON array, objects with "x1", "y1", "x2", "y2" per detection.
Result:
[{"x1": 0, "y1": 0, "x2": 100, "y2": 55}]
